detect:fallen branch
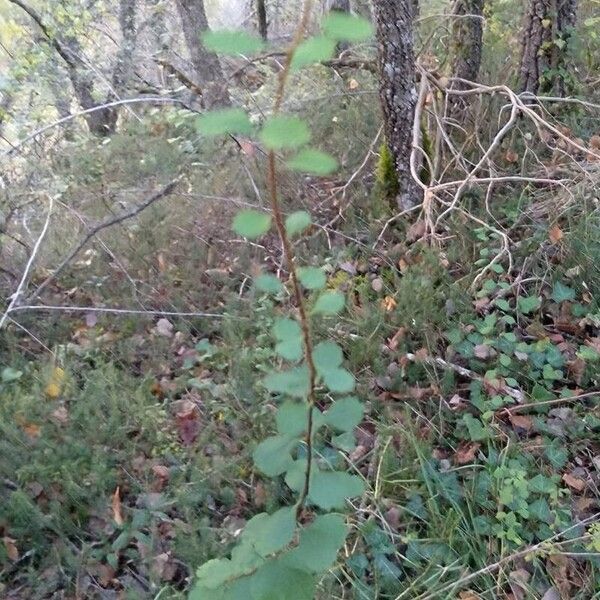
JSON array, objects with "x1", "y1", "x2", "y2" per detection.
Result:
[{"x1": 24, "y1": 179, "x2": 179, "y2": 303}]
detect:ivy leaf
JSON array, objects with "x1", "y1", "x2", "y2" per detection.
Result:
[
  {"x1": 260, "y1": 116, "x2": 311, "y2": 150},
  {"x1": 276, "y1": 401, "x2": 310, "y2": 437},
  {"x1": 322, "y1": 367, "x2": 355, "y2": 393},
  {"x1": 309, "y1": 471, "x2": 364, "y2": 509},
  {"x1": 322, "y1": 13, "x2": 374, "y2": 42},
  {"x1": 312, "y1": 291, "x2": 345, "y2": 315},
  {"x1": 255, "y1": 273, "x2": 283, "y2": 294},
  {"x1": 463, "y1": 414, "x2": 489, "y2": 441},
  {"x1": 232, "y1": 210, "x2": 271, "y2": 239},
  {"x1": 297, "y1": 267, "x2": 326, "y2": 290},
  {"x1": 323, "y1": 396, "x2": 363, "y2": 432},
  {"x1": 291, "y1": 36, "x2": 336, "y2": 69},
  {"x1": 313, "y1": 341, "x2": 343, "y2": 374},
  {"x1": 253, "y1": 435, "x2": 296, "y2": 476},
  {"x1": 577, "y1": 345, "x2": 600, "y2": 362},
  {"x1": 264, "y1": 365, "x2": 310, "y2": 398},
  {"x1": 551, "y1": 281, "x2": 576, "y2": 303},
  {"x1": 285, "y1": 211, "x2": 312, "y2": 237},
  {"x1": 193, "y1": 558, "x2": 235, "y2": 591},
  {"x1": 517, "y1": 295, "x2": 541, "y2": 314},
  {"x1": 286, "y1": 148, "x2": 339, "y2": 176},
  {"x1": 196, "y1": 108, "x2": 252, "y2": 136},
  {"x1": 202, "y1": 30, "x2": 265, "y2": 55},
  {"x1": 284, "y1": 514, "x2": 348, "y2": 572},
  {"x1": 244, "y1": 507, "x2": 296, "y2": 557}
]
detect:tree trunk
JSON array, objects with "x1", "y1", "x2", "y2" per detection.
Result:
[
  {"x1": 113, "y1": 0, "x2": 138, "y2": 95},
  {"x1": 372, "y1": 0, "x2": 421, "y2": 210},
  {"x1": 174, "y1": 0, "x2": 230, "y2": 108},
  {"x1": 519, "y1": 0, "x2": 577, "y2": 96},
  {"x1": 7, "y1": 0, "x2": 115, "y2": 136},
  {"x1": 448, "y1": 0, "x2": 484, "y2": 116},
  {"x1": 257, "y1": 0, "x2": 268, "y2": 41}
]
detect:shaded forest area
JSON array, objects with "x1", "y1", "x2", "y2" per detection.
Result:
[{"x1": 1, "y1": 0, "x2": 600, "y2": 598}]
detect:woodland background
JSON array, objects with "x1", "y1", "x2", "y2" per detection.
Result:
[{"x1": 1, "y1": 0, "x2": 600, "y2": 598}]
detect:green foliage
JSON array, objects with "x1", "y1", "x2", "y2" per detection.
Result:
[
  {"x1": 376, "y1": 141, "x2": 399, "y2": 203},
  {"x1": 291, "y1": 37, "x2": 336, "y2": 69},
  {"x1": 202, "y1": 30, "x2": 265, "y2": 56},
  {"x1": 285, "y1": 211, "x2": 312, "y2": 236},
  {"x1": 259, "y1": 116, "x2": 311, "y2": 150},
  {"x1": 322, "y1": 13, "x2": 374, "y2": 42},
  {"x1": 196, "y1": 108, "x2": 253, "y2": 136},
  {"x1": 286, "y1": 148, "x2": 339, "y2": 175},
  {"x1": 233, "y1": 210, "x2": 272, "y2": 239}
]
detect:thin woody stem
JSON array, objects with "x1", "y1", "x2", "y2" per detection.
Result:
[{"x1": 264, "y1": 0, "x2": 316, "y2": 516}]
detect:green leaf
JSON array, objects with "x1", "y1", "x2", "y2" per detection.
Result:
[
  {"x1": 528, "y1": 474, "x2": 556, "y2": 494},
  {"x1": 285, "y1": 211, "x2": 312, "y2": 237},
  {"x1": 297, "y1": 267, "x2": 326, "y2": 290},
  {"x1": 196, "y1": 108, "x2": 252, "y2": 136},
  {"x1": 284, "y1": 459, "x2": 307, "y2": 492},
  {"x1": 286, "y1": 149, "x2": 339, "y2": 176},
  {"x1": 255, "y1": 273, "x2": 283, "y2": 294},
  {"x1": 322, "y1": 368, "x2": 355, "y2": 393},
  {"x1": 323, "y1": 396, "x2": 363, "y2": 432},
  {"x1": 284, "y1": 514, "x2": 348, "y2": 572},
  {"x1": 260, "y1": 116, "x2": 311, "y2": 150},
  {"x1": 233, "y1": 210, "x2": 271, "y2": 239},
  {"x1": 194, "y1": 558, "x2": 236, "y2": 590},
  {"x1": 313, "y1": 341, "x2": 343, "y2": 374},
  {"x1": 1, "y1": 367, "x2": 22, "y2": 383},
  {"x1": 264, "y1": 365, "x2": 310, "y2": 398},
  {"x1": 577, "y1": 345, "x2": 600, "y2": 362},
  {"x1": 273, "y1": 318, "x2": 303, "y2": 361},
  {"x1": 202, "y1": 30, "x2": 264, "y2": 55},
  {"x1": 291, "y1": 36, "x2": 336, "y2": 69},
  {"x1": 250, "y1": 559, "x2": 316, "y2": 600},
  {"x1": 463, "y1": 414, "x2": 489, "y2": 441},
  {"x1": 495, "y1": 299, "x2": 511, "y2": 312},
  {"x1": 551, "y1": 281, "x2": 576, "y2": 303},
  {"x1": 309, "y1": 471, "x2": 364, "y2": 509},
  {"x1": 244, "y1": 507, "x2": 296, "y2": 557},
  {"x1": 276, "y1": 401, "x2": 310, "y2": 437},
  {"x1": 253, "y1": 435, "x2": 296, "y2": 476},
  {"x1": 322, "y1": 13, "x2": 374, "y2": 42},
  {"x1": 332, "y1": 431, "x2": 356, "y2": 452},
  {"x1": 517, "y1": 295, "x2": 541, "y2": 314},
  {"x1": 312, "y1": 291, "x2": 345, "y2": 315}
]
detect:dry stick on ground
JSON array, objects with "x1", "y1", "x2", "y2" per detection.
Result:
[
  {"x1": 24, "y1": 179, "x2": 179, "y2": 304},
  {"x1": 0, "y1": 195, "x2": 53, "y2": 330}
]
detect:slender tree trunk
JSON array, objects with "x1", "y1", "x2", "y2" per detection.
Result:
[
  {"x1": 372, "y1": 0, "x2": 421, "y2": 209},
  {"x1": 257, "y1": 0, "x2": 268, "y2": 41},
  {"x1": 519, "y1": 0, "x2": 577, "y2": 96},
  {"x1": 7, "y1": 0, "x2": 115, "y2": 136},
  {"x1": 448, "y1": 0, "x2": 484, "y2": 116},
  {"x1": 113, "y1": 0, "x2": 138, "y2": 94},
  {"x1": 174, "y1": 0, "x2": 230, "y2": 108}
]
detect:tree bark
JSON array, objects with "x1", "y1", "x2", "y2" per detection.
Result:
[
  {"x1": 450, "y1": 0, "x2": 484, "y2": 85},
  {"x1": 372, "y1": 0, "x2": 421, "y2": 209},
  {"x1": 7, "y1": 0, "x2": 115, "y2": 136},
  {"x1": 519, "y1": 0, "x2": 578, "y2": 96},
  {"x1": 174, "y1": 0, "x2": 230, "y2": 108},
  {"x1": 257, "y1": 0, "x2": 268, "y2": 41},
  {"x1": 113, "y1": 0, "x2": 138, "y2": 95}
]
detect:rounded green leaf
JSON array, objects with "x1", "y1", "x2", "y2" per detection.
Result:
[
  {"x1": 196, "y1": 108, "x2": 252, "y2": 136},
  {"x1": 322, "y1": 13, "x2": 374, "y2": 42},
  {"x1": 275, "y1": 338, "x2": 304, "y2": 361},
  {"x1": 202, "y1": 30, "x2": 265, "y2": 55},
  {"x1": 232, "y1": 210, "x2": 272, "y2": 239},
  {"x1": 244, "y1": 507, "x2": 296, "y2": 557},
  {"x1": 323, "y1": 396, "x2": 364, "y2": 432},
  {"x1": 312, "y1": 291, "x2": 345, "y2": 315},
  {"x1": 285, "y1": 211, "x2": 312, "y2": 237},
  {"x1": 264, "y1": 365, "x2": 310, "y2": 398},
  {"x1": 287, "y1": 148, "x2": 339, "y2": 176},
  {"x1": 273, "y1": 318, "x2": 302, "y2": 341},
  {"x1": 309, "y1": 471, "x2": 364, "y2": 510},
  {"x1": 276, "y1": 401, "x2": 310, "y2": 437},
  {"x1": 260, "y1": 116, "x2": 311, "y2": 150},
  {"x1": 250, "y1": 560, "x2": 316, "y2": 600},
  {"x1": 255, "y1": 273, "x2": 283, "y2": 294},
  {"x1": 283, "y1": 514, "x2": 348, "y2": 573},
  {"x1": 291, "y1": 36, "x2": 336, "y2": 69},
  {"x1": 313, "y1": 341, "x2": 343, "y2": 374},
  {"x1": 297, "y1": 267, "x2": 326, "y2": 290},
  {"x1": 253, "y1": 435, "x2": 296, "y2": 476},
  {"x1": 322, "y1": 367, "x2": 355, "y2": 393}
]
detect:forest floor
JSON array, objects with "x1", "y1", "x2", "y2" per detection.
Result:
[{"x1": 2, "y1": 73, "x2": 600, "y2": 599}]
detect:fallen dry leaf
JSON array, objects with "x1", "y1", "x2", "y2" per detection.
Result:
[
  {"x1": 562, "y1": 473, "x2": 586, "y2": 491},
  {"x1": 175, "y1": 400, "x2": 201, "y2": 446},
  {"x1": 455, "y1": 442, "x2": 481, "y2": 465},
  {"x1": 3, "y1": 537, "x2": 19, "y2": 561},
  {"x1": 549, "y1": 225, "x2": 564, "y2": 244},
  {"x1": 51, "y1": 406, "x2": 69, "y2": 425},
  {"x1": 152, "y1": 552, "x2": 177, "y2": 581},
  {"x1": 505, "y1": 148, "x2": 519, "y2": 163},
  {"x1": 348, "y1": 78, "x2": 359, "y2": 90},
  {"x1": 112, "y1": 486, "x2": 124, "y2": 526},
  {"x1": 155, "y1": 318, "x2": 174, "y2": 338},
  {"x1": 509, "y1": 414, "x2": 533, "y2": 431},
  {"x1": 407, "y1": 220, "x2": 427, "y2": 243},
  {"x1": 382, "y1": 296, "x2": 397, "y2": 312},
  {"x1": 45, "y1": 367, "x2": 65, "y2": 399}
]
